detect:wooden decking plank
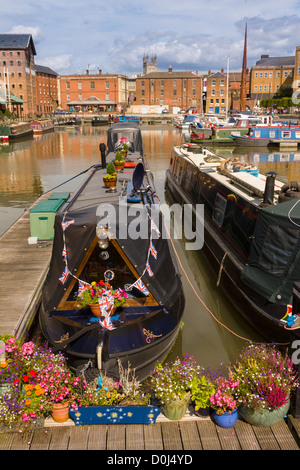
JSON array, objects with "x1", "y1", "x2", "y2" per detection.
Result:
[
  {"x1": 30, "y1": 427, "x2": 52, "y2": 450},
  {"x1": 161, "y1": 422, "x2": 183, "y2": 450},
  {"x1": 0, "y1": 432, "x2": 14, "y2": 450},
  {"x1": 68, "y1": 425, "x2": 89, "y2": 450},
  {"x1": 196, "y1": 420, "x2": 222, "y2": 450},
  {"x1": 48, "y1": 426, "x2": 71, "y2": 450},
  {"x1": 107, "y1": 424, "x2": 126, "y2": 450},
  {"x1": 143, "y1": 423, "x2": 164, "y2": 450},
  {"x1": 271, "y1": 420, "x2": 299, "y2": 450},
  {"x1": 234, "y1": 420, "x2": 260, "y2": 450},
  {"x1": 10, "y1": 430, "x2": 33, "y2": 450},
  {"x1": 125, "y1": 424, "x2": 145, "y2": 450},
  {"x1": 179, "y1": 420, "x2": 202, "y2": 450},
  {"x1": 87, "y1": 425, "x2": 107, "y2": 450},
  {"x1": 252, "y1": 426, "x2": 280, "y2": 450},
  {"x1": 215, "y1": 426, "x2": 241, "y2": 450}
]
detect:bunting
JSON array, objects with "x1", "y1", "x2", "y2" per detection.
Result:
[
  {"x1": 98, "y1": 290, "x2": 114, "y2": 316},
  {"x1": 146, "y1": 260, "x2": 154, "y2": 277},
  {"x1": 151, "y1": 220, "x2": 161, "y2": 238},
  {"x1": 59, "y1": 266, "x2": 70, "y2": 284},
  {"x1": 99, "y1": 316, "x2": 115, "y2": 330},
  {"x1": 149, "y1": 242, "x2": 157, "y2": 259},
  {"x1": 78, "y1": 280, "x2": 91, "y2": 296},
  {"x1": 62, "y1": 219, "x2": 75, "y2": 231},
  {"x1": 131, "y1": 279, "x2": 149, "y2": 296}
]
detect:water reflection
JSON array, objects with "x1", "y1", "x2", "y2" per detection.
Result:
[{"x1": 0, "y1": 125, "x2": 298, "y2": 368}]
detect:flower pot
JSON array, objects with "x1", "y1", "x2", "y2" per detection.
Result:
[
  {"x1": 239, "y1": 400, "x2": 290, "y2": 427},
  {"x1": 121, "y1": 150, "x2": 127, "y2": 158},
  {"x1": 69, "y1": 405, "x2": 160, "y2": 426},
  {"x1": 103, "y1": 177, "x2": 117, "y2": 188},
  {"x1": 115, "y1": 161, "x2": 125, "y2": 170},
  {"x1": 89, "y1": 304, "x2": 116, "y2": 318},
  {"x1": 51, "y1": 402, "x2": 70, "y2": 423},
  {"x1": 213, "y1": 408, "x2": 238, "y2": 428},
  {"x1": 162, "y1": 392, "x2": 190, "y2": 421},
  {"x1": 194, "y1": 406, "x2": 211, "y2": 418}
]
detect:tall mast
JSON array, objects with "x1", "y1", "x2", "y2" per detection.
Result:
[{"x1": 240, "y1": 23, "x2": 247, "y2": 111}]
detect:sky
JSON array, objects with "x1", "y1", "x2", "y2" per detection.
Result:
[{"x1": 1, "y1": 0, "x2": 300, "y2": 76}]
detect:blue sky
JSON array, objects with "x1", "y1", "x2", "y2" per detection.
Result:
[{"x1": 1, "y1": 0, "x2": 300, "y2": 76}]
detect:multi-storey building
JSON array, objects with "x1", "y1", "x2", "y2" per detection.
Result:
[
  {"x1": 250, "y1": 53, "x2": 295, "y2": 102},
  {"x1": 206, "y1": 71, "x2": 227, "y2": 114},
  {"x1": 134, "y1": 66, "x2": 203, "y2": 114},
  {"x1": 58, "y1": 70, "x2": 129, "y2": 113},
  {"x1": 35, "y1": 64, "x2": 58, "y2": 115},
  {"x1": 0, "y1": 34, "x2": 37, "y2": 116}
]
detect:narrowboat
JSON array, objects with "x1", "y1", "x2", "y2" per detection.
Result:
[
  {"x1": 39, "y1": 122, "x2": 185, "y2": 381},
  {"x1": 232, "y1": 126, "x2": 300, "y2": 147},
  {"x1": 91, "y1": 116, "x2": 110, "y2": 126},
  {"x1": 31, "y1": 119, "x2": 54, "y2": 135},
  {"x1": 165, "y1": 142, "x2": 300, "y2": 343},
  {"x1": 0, "y1": 121, "x2": 33, "y2": 142}
]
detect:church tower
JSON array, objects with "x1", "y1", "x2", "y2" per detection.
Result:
[{"x1": 143, "y1": 54, "x2": 157, "y2": 75}]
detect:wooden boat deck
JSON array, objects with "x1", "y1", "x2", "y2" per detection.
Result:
[{"x1": 1, "y1": 411, "x2": 300, "y2": 450}]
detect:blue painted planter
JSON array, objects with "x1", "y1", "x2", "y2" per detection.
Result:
[
  {"x1": 69, "y1": 405, "x2": 160, "y2": 426},
  {"x1": 213, "y1": 408, "x2": 238, "y2": 428}
]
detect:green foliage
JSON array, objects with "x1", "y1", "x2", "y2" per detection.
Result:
[
  {"x1": 106, "y1": 162, "x2": 116, "y2": 175},
  {"x1": 190, "y1": 375, "x2": 216, "y2": 410},
  {"x1": 115, "y1": 151, "x2": 123, "y2": 162}
]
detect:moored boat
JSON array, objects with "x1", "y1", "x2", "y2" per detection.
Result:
[
  {"x1": 165, "y1": 142, "x2": 300, "y2": 343},
  {"x1": 232, "y1": 125, "x2": 300, "y2": 147},
  {"x1": 39, "y1": 122, "x2": 185, "y2": 381},
  {"x1": 31, "y1": 118, "x2": 54, "y2": 135},
  {"x1": 0, "y1": 121, "x2": 33, "y2": 142}
]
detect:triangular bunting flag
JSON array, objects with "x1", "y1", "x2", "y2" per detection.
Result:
[
  {"x1": 131, "y1": 279, "x2": 149, "y2": 296},
  {"x1": 62, "y1": 219, "x2": 75, "y2": 231},
  {"x1": 59, "y1": 266, "x2": 70, "y2": 284},
  {"x1": 78, "y1": 280, "x2": 91, "y2": 296},
  {"x1": 98, "y1": 290, "x2": 114, "y2": 317},
  {"x1": 146, "y1": 260, "x2": 154, "y2": 277},
  {"x1": 99, "y1": 316, "x2": 115, "y2": 330},
  {"x1": 150, "y1": 242, "x2": 157, "y2": 259},
  {"x1": 151, "y1": 220, "x2": 161, "y2": 238}
]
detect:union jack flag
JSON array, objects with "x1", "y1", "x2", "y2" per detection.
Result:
[
  {"x1": 146, "y1": 260, "x2": 154, "y2": 277},
  {"x1": 62, "y1": 219, "x2": 75, "y2": 231},
  {"x1": 62, "y1": 246, "x2": 67, "y2": 260},
  {"x1": 151, "y1": 220, "x2": 161, "y2": 238},
  {"x1": 132, "y1": 279, "x2": 149, "y2": 296},
  {"x1": 59, "y1": 266, "x2": 70, "y2": 284},
  {"x1": 150, "y1": 242, "x2": 157, "y2": 259},
  {"x1": 98, "y1": 290, "x2": 114, "y2": 317},
  {"x1": 78, "y1": 280, "x2": 91, "y2": 296},
  {"x1": 99, "y1": 316, "x2": 115, "y2": 330}
]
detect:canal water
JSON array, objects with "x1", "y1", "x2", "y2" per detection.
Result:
[{"x1": 1, "y1": 123, "x2": 299, "y2": 371}]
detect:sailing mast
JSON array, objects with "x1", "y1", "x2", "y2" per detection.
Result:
[{"x1": 240, "y1": 23, "x2": 247, "y2": 111}]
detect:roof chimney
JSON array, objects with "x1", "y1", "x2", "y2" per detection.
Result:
[{"x1": 168, "y1": 65, "x2": 172, "y2": 72}]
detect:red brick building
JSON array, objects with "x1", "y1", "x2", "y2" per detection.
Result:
[
  {"x1": 58, "y1": 70, "x2": 129, "y2": 113},
  {"x1": 0, "y1": 34, "x2": 37, "y2": 116},
  {"x1": 133, "y1": 66, "x2": 203, "y2": 113},
  {"x1": 35, "y1": 64, "x2": 58, "y2": 115}
]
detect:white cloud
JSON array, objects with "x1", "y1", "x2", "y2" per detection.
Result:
[
  {"x1": 6, "y1": 25, "x2": 43, "y2": 43},
  {"x1": 37, "y1": 55, "x2": 73, "y2": 73}
]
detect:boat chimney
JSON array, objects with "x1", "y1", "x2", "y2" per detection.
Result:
[
  {"x1": 99, "y1": 143, "x2": 106, "y2": 168},
  {"x1": 263, "y1": 171, "x2": 277, "y2": 205}
]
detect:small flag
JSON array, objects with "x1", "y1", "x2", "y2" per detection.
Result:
[
  {"x1": 62, "y1": 219, "x2": 75, "y2": 231},
  {"x1": 151, "y1": 220, "x2": 161, "y2": 238},
  {"x1": 78, "y1": 280, "x2": 91, "y2": 296},
  {"x1": 132, "y1": 279, "x2": 149, "y2": 296},
  {"x1": 59, "y1": 266, "x2": 70, "y2": 284},
  {"x1": 146, "y1": 260, "x2": 154, "y2": 277},
  {"x1": 150, "y1": 242, "x2": 157, "y2": 259},
  {"x1": 99, "y1": 316, "x2": 115, "y2": 330},
  {"x1": 62, "y1": 246, "x2": 67, "y2": 260},
  {"x1": 98, "y1": 290, "x2": 114, "y2": 317}
]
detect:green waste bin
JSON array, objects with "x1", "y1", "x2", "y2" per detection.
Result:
[{"x1": 30, "y1": 199, "x2": 65, "y2": 240}]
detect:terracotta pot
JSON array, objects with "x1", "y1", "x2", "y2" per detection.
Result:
[
  {"x1": 121, "y1": 150, "x2": 127, "y2": 158},
  {"x1": 115, "y1": 161, "x2": 125, "y2": 170},
  {"x1": 89, "y1": 304, "x2": 116, "y2": 318},
  {"x1": 51, "y1": 402, "x2": 70, "y2": 423}
]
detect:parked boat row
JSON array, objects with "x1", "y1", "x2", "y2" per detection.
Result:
[
  {"x1": 38, "y1": 122, "x2": 185, "y2": 381},
  {"x1": 0, "y1": 118, "x2": 55, "y2": 142},
  {"x1": 165, "y1": 141, "x2": 300, "y2": 343}
]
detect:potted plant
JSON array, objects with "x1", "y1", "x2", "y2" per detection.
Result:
[
  {"x1": 228, "y1": 343, "x2": 298, "y2": 427},
  {"x1": 122, "y1": 143, "x2": 129, "y2": 157},
  {"x1": 103, "y1": 162, "x2": 117, "y2": 187},
  {"x1": 69, "y1": 361, "x2": 160, "y2": 425},
  {"x1": 76, "y1": 280, "x2": 127, "y2": 318},
  {"x1": 189, "y1": 373, "x2": 216, "y2": 417},
  {"x1": 209, "y1": 376, "x2": 240, "y2": 428},
  {"x1": 115, "y1": 150, "x2": 125, "y2": 170},
  {"x1": 147, "y1": 354, "x2": 200, "y2": 420}
]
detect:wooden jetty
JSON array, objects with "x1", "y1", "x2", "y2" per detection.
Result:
[
  {"x1": 0, "y1": 197, "x2": 52, "y2": 339},
  {"x1": 0, "y1": 411, "x2": 300, "y2": 450}
]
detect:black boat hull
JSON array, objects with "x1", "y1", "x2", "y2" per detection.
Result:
[{"x1": 165, "y1": 169, "x2": 300, "y2": 345}]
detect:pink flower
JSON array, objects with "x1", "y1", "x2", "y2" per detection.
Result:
[
  {"x1": 22, "y1": 341, "x2": 34, "y2": 356},
  {"x1": 5, "y1": 337, "x2": 18, "y2": 352}
]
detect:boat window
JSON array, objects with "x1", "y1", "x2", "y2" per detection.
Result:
[
  {"x1": 257, "y1": 225, "x2": 300, "y2": 276},
  {"x1": 254, "y1": 130, "x2": 261, "y2": 137},
  {"x1": 270, "y1": 131, "x2": 276, "y2": 138},
  {"x1": 281, "y1": 131, "x2": 291, "y2": 139},
  {"x1": 296, "y1": 132, "x2": 300, "y2": 139},
  {"x1": 212, "y1": 193, "x2": 227, "y2": 227}
]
